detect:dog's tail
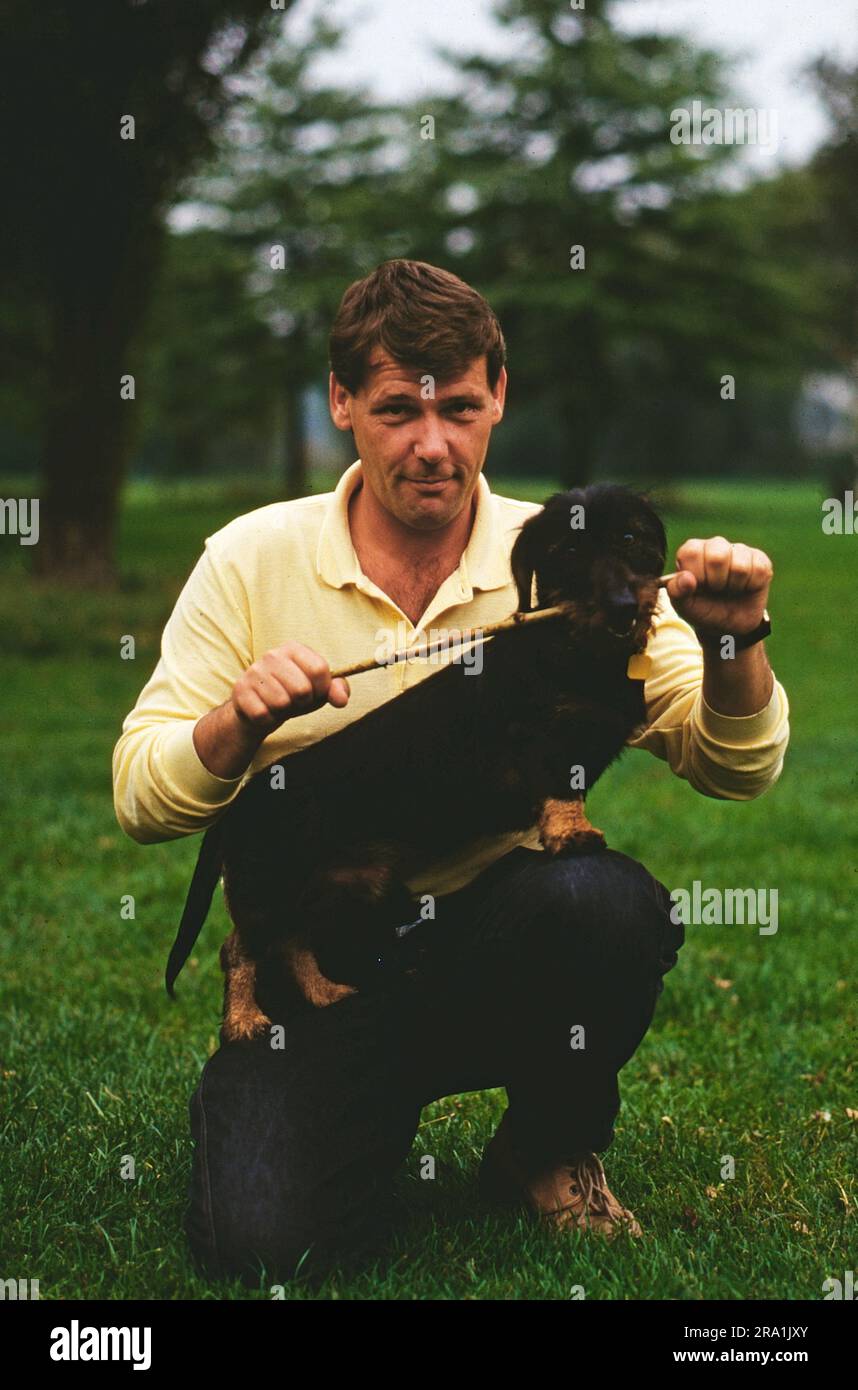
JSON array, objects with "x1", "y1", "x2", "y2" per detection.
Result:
[{"x1": 165, "y1": 819, "x2": 226, "y2": 999}]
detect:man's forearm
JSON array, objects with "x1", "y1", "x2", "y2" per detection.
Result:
[
  {"x1": 191, "y1": 640, "x2": 352, "y2": 781},
  {"x1": 701, "y1": 642, "x2": 774, "y2": 717},
  {"x1": 193, "y1": 701, "x2": 264, "y2": 780}
]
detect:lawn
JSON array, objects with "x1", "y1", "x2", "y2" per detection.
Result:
[{"x1": 0, "y1": 472, "x2": 854, "y2": 1300}]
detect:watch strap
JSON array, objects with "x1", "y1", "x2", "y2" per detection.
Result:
[{"x1": 731, "y1": 610, "x2": 772, "y2": 652}]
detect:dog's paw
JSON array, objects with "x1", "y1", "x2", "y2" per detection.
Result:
[
  {"x1": 543, "y1": 826, "x2": 607, "y2": 856},
  {"x1": 222, "y1": 1005, "x2": 271, "y2": 1043},
  {"x1": 568, "y1": 827, "x2": 608, "y2": 854},
  {"x1": 286, "y1": 942, "x2": 359, "y2": 1008},
  {"x1": 303, "y1": 976, "x2": 358, "y2": 1008},
  {"x1": 537, "y1": 798, "x2": 608, "y2": 858}
]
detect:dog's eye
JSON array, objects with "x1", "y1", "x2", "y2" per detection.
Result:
[{"x1": 621, "y1": 533, "x2": 635, "y2": 545}]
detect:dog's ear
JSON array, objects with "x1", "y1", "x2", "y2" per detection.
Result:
[
  {"x1": 633, "y1": 489, "x2": 668, "y2": 570},
  {"x1": 509, "y1": 510, "x2": 545, "y2": 612}
]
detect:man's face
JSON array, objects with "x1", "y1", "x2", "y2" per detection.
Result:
[{"x1": 329, "y1": 350, "x2": 507, "y2": 531}]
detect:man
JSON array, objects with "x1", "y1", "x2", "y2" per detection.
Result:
[{"x1": 113, "y1": 259, "x2": 789, "y2": 1284}]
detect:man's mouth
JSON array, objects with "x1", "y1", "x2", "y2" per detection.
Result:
[{"x1": 406, "y1": 476, "x2": 455, "y2": 491}]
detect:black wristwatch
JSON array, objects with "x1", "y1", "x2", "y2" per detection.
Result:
[
  {"x1": 731, "y1": 610, "x2": 772, "y2": 652},
  {"x1": 699, "y1": 611, "x2": 771, "y2": 654}
]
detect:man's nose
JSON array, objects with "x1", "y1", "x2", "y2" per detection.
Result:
[{"x1": 413, "y1": 415, "x2": 449, "y2": 464}]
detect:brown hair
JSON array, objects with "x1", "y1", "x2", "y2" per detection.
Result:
[{"x1": 329, "y1": 259, "x2": 507, "y2": 394}]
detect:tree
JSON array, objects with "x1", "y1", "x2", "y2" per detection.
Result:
[
  {"x1": 185, "y1": 9, "x2": 403, "y2": 496},
  {"x1": 800, "y1": 55, "x2": 858, "y2": 488},
  {"x1": 139, "y1": 230, "x2": 282, "y2": 479},
  {"x1": 122, "y1": 0, "x2": 836, "y2": 496},
  {"x1": 0, "y1": 0, "x2": 290, "y2": 585},
  {"x1": 804, "y1": 56, "x2": 858, "y2": 374},
  {"x1": 392, "y1": 0, "x2": 822, "y2": 483}
]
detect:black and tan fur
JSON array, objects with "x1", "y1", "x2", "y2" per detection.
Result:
[{"x1": 166, "y1": 484, "x2": 667, "y2": 1041}]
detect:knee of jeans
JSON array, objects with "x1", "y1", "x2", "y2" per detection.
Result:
[{"x1": 524, "y1": 849, "x2": 676, "y2": 969}]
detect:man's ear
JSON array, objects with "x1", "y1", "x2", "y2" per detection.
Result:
[
  {"x1": 635, "y1": 488, "x2": 668, "y2": 568},
  {"x1": 491, "y1": 364, "x2": 508, "y2": 424},
  {"x1": 329, "y1": 371, "x2": 353, "y2": 431},
  {"x1": 509, "y1": 510, "x2": 545, "y2": 613}
]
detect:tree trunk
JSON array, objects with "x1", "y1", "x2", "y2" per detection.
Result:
[
  {"x1": 175, "y1": 430, "x2": 208, "y2": 478},
  {"x1": 283, "y1": 380, "x2": 307, "y2": 499},
  {"x1": 561, "y1": 320, "x2": 608, "y2": 488},
  {"x1": 560, "y1": 400, "x2": 598, "y2": 487},
  {"x1": 33, "y1": 316, "x2": 131, "y2": 587},
  {"x1": 33, "y1": 231, "x2": 163, "y2": 588}
]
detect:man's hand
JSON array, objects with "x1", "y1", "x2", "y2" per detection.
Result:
[
  {"x1": 231, "y1": 642, "x2": 350, "y2": 734},
  {"x1": 664, "y1": 536, "x2": 774, "y2": 718},
  {"x1": 193, "y1": 643, "x2": 350, "y2": 780},
  {"x1": 664, "y1": 536, "x2": 772, "y2": 646}
]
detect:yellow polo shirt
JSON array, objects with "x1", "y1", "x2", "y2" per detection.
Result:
[{"x1": 112, "y1": 461, "x2": 790, "y2": 895}]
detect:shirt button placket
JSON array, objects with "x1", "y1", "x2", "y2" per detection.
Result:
[{"x1": 402, "y1": 627, "x2": 421, "y2": 689}]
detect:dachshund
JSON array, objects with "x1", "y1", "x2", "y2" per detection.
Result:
[{"x1": 165, "y1": 484, "x2": 667, "y2": 1041}]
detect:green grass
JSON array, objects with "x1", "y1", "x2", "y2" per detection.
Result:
[{"x1": 0, "y1": 473, "x2": 854, "y2": 1300}]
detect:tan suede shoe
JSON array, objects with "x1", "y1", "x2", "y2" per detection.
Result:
[{"x1": 479, "y1": 1111, "x2": 643, "y2": 1238}]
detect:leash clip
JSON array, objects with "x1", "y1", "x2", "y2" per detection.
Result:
[{"x1": 395, "y1": 915, "x2": 425, "y2": 938}]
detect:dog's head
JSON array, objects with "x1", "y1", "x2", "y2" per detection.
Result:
[{"x1": 510, "y1": 484, "x2": 667, "y2": 651}]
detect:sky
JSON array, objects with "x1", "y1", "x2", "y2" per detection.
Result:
[{"x1": 306, "y1": 0, "x2": 858, "y2": 173}]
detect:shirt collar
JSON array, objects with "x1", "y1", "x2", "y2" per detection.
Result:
[{"x1": 315, "y1": 460, "x2": 513, "y2": 594}]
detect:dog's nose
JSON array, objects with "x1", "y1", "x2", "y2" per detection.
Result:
[{"x1": 608, "y1": 587, "x2": 638, "y2": 620}]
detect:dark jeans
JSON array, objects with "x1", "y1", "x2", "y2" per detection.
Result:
[{"x1": 184, "y1": 846, "x2": 683, "y2": 1284}]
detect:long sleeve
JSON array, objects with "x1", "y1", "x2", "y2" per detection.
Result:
[
  {"x1": 112, "y1": 536, "x2": 253, "y2": 844},
  {"x1": 629, "y1": 590, "x2": 790, "y2": 799}
]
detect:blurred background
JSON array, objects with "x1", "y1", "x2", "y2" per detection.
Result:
[{"x1": 1, "y1": 0, "x2": 857, "y2": 586}]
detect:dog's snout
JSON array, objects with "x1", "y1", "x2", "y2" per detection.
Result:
[{"x1": 607, "y1": 586, "x2": 637, "y2": 618}]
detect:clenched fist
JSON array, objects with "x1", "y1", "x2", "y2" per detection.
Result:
[
  {"x1": 231, "y1": 642, "x2": 350, "y2": 736},
  {"x1": 194, "y1": 642, "x2": 350, "y2": 780},
  {"x1": 665, "y1": 536, "x2": 772, "y2": 646}
]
